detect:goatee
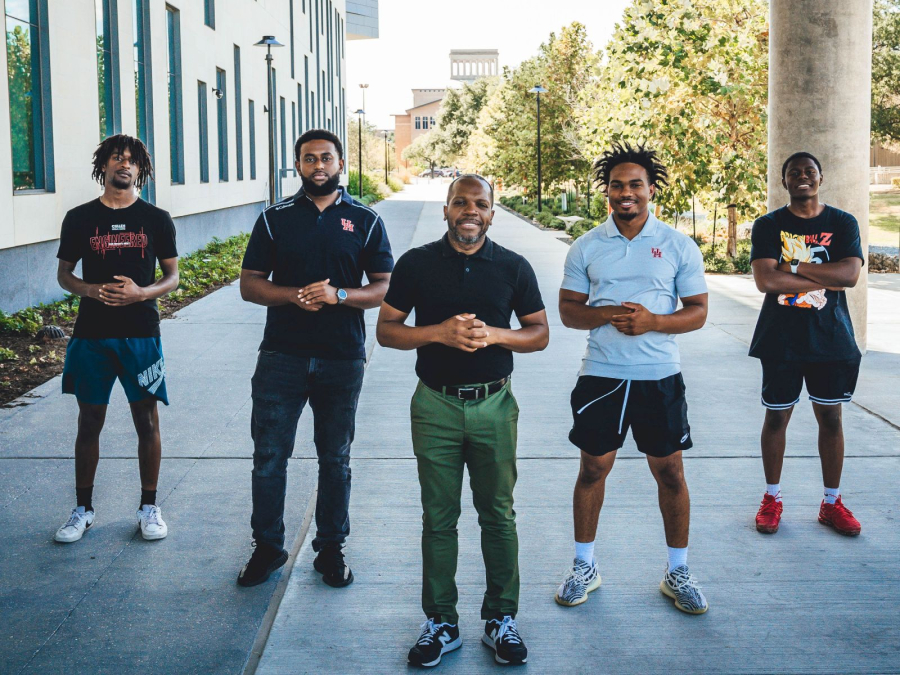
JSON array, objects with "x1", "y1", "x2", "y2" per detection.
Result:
[
  {"x1": 450, "y1": 220, "x2": 486, "y2": 245},
  {"x1": 301, "y1": 172, "x2": 341, "y2": 197}
]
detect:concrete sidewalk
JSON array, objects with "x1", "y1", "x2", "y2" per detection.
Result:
[{"x1": 256, "y1": 184, "x2": 900, "y2": 674}]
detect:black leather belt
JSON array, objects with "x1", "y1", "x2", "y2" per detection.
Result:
[{"x1": 424, "y1": 377, "x2": 509, "y2": 401}]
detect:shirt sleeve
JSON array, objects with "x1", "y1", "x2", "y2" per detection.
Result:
[
  {"x1": 241, "y1": 211, "x2": 275, "y2": 275},
  {"x1": 513, "y1": 257, "x2": 545, "y2": 317},
  {"x1": 833, "y1": 211, "x2": 865, "y2": 265},
  {"x1": 362, "y1": 215, "x2": 395, "y2": 275},
  {"x1": 675, "y1": 240, "x2": 708, "y2": 298},
  {"x1": 560, "y1": 237, "x2": 590, "y2": 294},
  {"x1": 382, "y1": 251, "x2": 416, "y2": 314},
  {"x1": 155, "y1": 212, "x2": 178, "y2": 260},
  {"x1": 56, "y1": 211, "x2": 81, "y2": 264},
  {"x1": 749, "y1": 215, "x2": 781, "y2": 262}
]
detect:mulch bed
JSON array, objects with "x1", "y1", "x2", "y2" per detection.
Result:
[{"x1": 0, "y1": 278, "x2": 237, "y2": 408}]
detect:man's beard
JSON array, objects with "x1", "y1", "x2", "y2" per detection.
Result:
[
  {"x1": 449, "y1": 219, "x2": 487, "y2": 245},
  {"x1": 615, "y1": 208, "x2": 640, "y2": 221},
  {"x1": 301, "y1": 171, "x2": 341, "y2": 196},
  {"x1": 109, "y1": 174, "x2": 133, "y2": 190}
]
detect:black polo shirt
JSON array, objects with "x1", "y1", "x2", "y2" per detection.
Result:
[
  {"x1": 384, "y1": 233, "x2": 544, "y2": 385},
  {"x1": 242, "y1": 186, "x2": 394, "y2": 359}
]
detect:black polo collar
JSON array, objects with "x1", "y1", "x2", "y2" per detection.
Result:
[
  {"x1": 292, "y1": 185, "x2": 352, "y2": 210},
  {"x1": 440, "y1": 232, "x2": 494, "y2": 260}
]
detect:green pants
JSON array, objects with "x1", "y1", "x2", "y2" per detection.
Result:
[{"x1": 410, "y1": 379, "x2": 520, "y2": 624}]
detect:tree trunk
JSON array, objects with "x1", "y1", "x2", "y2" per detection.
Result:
[
  {"x1": 727, "y1": 204, "x2": 738, "y2": 258},
  {"x1": 711, "y1": 204, "x2": 718, "y2": 255},
  {"x1": 692, "y1": 195, "x2": 696, "y2": 240}
]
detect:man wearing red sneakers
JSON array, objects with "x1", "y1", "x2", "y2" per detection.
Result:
[{"x1": 749, "y1": 152, "x2": 864, "y2": 537}]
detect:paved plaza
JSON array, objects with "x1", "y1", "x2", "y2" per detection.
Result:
[{"x1": 1, "y1": 183, "x2": 898, "y2": 674}]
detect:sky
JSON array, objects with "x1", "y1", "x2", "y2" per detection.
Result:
[{"x1": 345, "y1": 0, "x2": 633, "y2": 129}]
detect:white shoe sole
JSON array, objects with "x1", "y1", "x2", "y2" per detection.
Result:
[
  {"x1": 554, "y1": 573, "x2": 602, "y2": 607},
  {"x1": 139, "y1": 526, "x2": 168, "y2": 541},
  {"x1": 659, "y1": 580, "x2": 709, "y2": 614},
  {"x1": 481, "y1": 634, "x2": 527, "y2": 665},
  {"x1": 55, "y1": 518, "x2": 93, "y2": 543},
  {"x1": 408, "y1": 637, "x2": 461, "y2": 667}
]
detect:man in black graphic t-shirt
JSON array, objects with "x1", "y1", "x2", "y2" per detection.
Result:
[
  {"x1": 749, "y1": 152, "x2": 864, "y2": 537},
  {"x1": 54, "y1": 134, "x2": 179, "y2": 545}
]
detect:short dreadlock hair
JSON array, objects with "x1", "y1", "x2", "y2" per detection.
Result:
[
  {"x1": 592, "y1": 142, "x2": 669, "y2": 192},
  {"x1": 92, "y1": 134, "x2": 154, "y2": 190}
]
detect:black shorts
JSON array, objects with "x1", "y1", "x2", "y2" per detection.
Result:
[
  {"x1": 568, "y1": 374, "x2": 692, "y2": 458},
  {"x1": 760, "y1": 359, "x2": 861, "y2": 409}
]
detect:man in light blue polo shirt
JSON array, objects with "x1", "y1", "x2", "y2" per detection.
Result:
[{"x1": 553, "y1": 143, "x2": 710, "y2": 615}]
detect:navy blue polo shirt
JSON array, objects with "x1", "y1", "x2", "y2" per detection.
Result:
[{"x1": 242, "y1": 186, "x2": 394, "y2": 359}]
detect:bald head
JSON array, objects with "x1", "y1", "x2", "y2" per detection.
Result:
[{"x1": 447, "y1": 174, "x2": 494, "y2": 206}]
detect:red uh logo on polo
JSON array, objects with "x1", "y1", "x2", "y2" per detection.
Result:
[
  {"x1": 651, "y1": 247, "x2": 662, "y2": 258},
  {"x1": 341, "y1": 218, "x2": 354, "y2": 232}
]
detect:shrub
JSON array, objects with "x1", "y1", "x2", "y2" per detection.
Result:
[
  {"x1": 0, "y1": 347, "x2": 17, "y2": 362},
  {"x1": 347, "y1": 170, "x2": 380, "y2": 198},
  {"x1": 892, "y1": 177, "x2": 900, "y2": 189},
  {"x1": 386, "y1": 176, "x2": 404, "y2": 193},
  {"x1": 569, "y1": 219, "x2": 598, "y2": 240},
  {"x1": 0, "y1": 307, "x2": 43, "y2": 335}
]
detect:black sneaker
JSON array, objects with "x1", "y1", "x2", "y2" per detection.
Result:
[
  {"x1": 407, "y1": 618, "x2": 461, "y2": 667},
  {"x1": 482, "y1": 616, "x2": 527, "y2": 665},
  {"x1": 237, "y1": 542, "x2": 289, "y2": 587},
  {"x1": 313, "y1": 544, "x2": 354, "y2": 587}
]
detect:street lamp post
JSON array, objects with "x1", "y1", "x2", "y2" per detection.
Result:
[
  {"x1": 383, "y1": 131, "x2": 389, "y2": 184},
  {"x1": 354, "y1": 109, "x2": 365, "y2": 199},
  {"x1": 528, "y1": 85, "x2": 548, "y2": 212},
  {"x1": 254, "y1": 36, "x2": 284, "y2": 206}
]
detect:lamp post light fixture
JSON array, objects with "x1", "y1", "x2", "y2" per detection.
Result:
[
  {"x1": 528, "y1": 84, "x2": 548, "y2": 212},
  {"x1": 354, "y1": 109, "x2": 365, "y2": 199},
  {"x1": 359, "y1": 83, "x2": 369, "y2": 117},
  {"x1": 254, "y1": 35, "x2": 284, "y2": 206}
]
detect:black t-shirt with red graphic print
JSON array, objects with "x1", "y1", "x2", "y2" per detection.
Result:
[
  {"x1": 749, "y1": 205, "x2": 864, "y2": 362},
  {"x1": 57, "y1": 198, "x2": 178, "y2": 339}
]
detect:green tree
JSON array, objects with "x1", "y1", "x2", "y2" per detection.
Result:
[
  {"x1": 435, "y1": 77, "x2": 499, "y2": 166},
  {"x1": 347, "y1": 116, "x2": 392, "y2": 174},
  {"x1": 873, "y1": 0, "x2": 900, "y2": 145},
  {"x1": 401, "y1": 132, "x2": 444, "y2": 173}
]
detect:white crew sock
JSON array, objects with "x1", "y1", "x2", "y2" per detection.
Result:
[
  {"x1": 824, "y1": 486, "x2": 840, "y2": 505},
  {"x1": 75, "y1": 505, "x2": 86, "y2": 515},
  {"x1": 766, "y1": 483, "x2": 782, "y2": 502},
  {"x1": 574, "y1": 541, "x2": 595, "y2": 565},
  {"x1": 667, "y1": 546, "x2": 688, "y2": 571}
]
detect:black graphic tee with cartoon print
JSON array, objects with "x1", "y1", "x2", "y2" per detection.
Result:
[
  {"x1": 57, "y1": 198, "x2": 178, "y2": 339},
  {"x1": 748, "y1": 205, "x2": 863, "y2": 362}
]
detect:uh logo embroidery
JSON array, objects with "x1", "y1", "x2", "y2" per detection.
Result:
[
  {"x1": 778, "y1": 230, "x2": 832, "y2": 310},
  {"x1": 341, "y1": 218, "x2": 354, "y2": 232},
  {"x1": 651, "y1": 247, "x2": 662, "y2": 258}
]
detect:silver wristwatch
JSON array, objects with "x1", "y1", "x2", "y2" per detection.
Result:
[
  {"x1": 790, "y1": 260, "x2": 800, "y2": 275},
  {"x1": 336, "y1": 288, "x2": 348, "y2": 304}
]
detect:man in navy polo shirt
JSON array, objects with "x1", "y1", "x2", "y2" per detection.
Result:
[
  {"x1": 237, "y1": 129, "x2": 394, "y2": 588},
  {"x1": 555, "y1": 143, "x2": 710, "y2": 615}
]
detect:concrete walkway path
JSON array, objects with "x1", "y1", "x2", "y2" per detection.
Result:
[{"x1": 256, "y1": 183, "x2": 900, "y2": 674}]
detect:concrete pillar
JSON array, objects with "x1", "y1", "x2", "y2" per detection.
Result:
[{"x1": 768, "y1": 0, "x2": 873, "y2": 351}]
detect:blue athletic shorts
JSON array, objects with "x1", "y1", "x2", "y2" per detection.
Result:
[{"x1": 62, "y1": 337, "x2": 169, "y2": 405}]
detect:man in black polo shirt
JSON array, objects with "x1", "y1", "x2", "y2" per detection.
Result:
[
  {"x1": 377, "y1": 175, "x2": 548, "y2": 667},
  {"x1": 237, "y1": 129, "x2": 393, "y2": 588}
]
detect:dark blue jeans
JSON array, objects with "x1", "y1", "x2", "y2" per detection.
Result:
[{"x1": 250, "y1": 351, "x2": 365, "y2": 551}]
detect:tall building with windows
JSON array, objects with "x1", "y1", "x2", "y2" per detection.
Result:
[{"x1": 0, "y1": 0, "x2": 377, "y2": 312}]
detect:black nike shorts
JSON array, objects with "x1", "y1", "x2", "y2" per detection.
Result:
[
  {"x1": 760, "y1": 359, "x2": 861, "y2": 410},
  {"x1": 568, "y1": 373, "x2": 692, "y2": 458}
]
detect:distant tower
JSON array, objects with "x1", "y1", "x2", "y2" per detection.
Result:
[{"x1": 450, "y1": 49, "x2": 499, "y2": 82}]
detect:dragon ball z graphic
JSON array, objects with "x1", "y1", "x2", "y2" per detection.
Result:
[{"x1": 778, "y1": 231, "x2": 830, "y2": 310}]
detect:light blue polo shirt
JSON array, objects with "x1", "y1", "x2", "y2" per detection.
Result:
[{"x1": 561, "y1": 213, "x2": 707, "y2": 380}]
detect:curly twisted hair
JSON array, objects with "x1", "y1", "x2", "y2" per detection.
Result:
[
  {"x1": 91, "y1": 134, "x2": 154, "y2": 190},
  {"x1": 591, "y1": 142, "x2": 669, "y2": 191}
]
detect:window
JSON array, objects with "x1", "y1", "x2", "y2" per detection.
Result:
[
  {"x1": 297, "y1": 83, "x2": 303, "y2": 134},
  {"x1": 203, "y1": 0, "x2": 214, "y2": 28},
  {"x1": 234, "y1": 45, "x2": 243, "y2": 180},
  {"x1": 310, "y1": 91, "x2": 315, "y2": 129},
  {"x1": 430, "y1": 117, "x2": 435, "y2": 128},
  {"x1": 165, "y1": 5, "x2": 183, "y2": 184},
  {"x1": 289, "y1": 0, "x2": 294, "y2": 78},
  {"x1": 6, "y1": 0, "x2": 54, "y2": 191},
  {"x1": 198, "y1": 81, "x2": 208, "y2": 183},
  {"x1": 280, "y1": 96, "x2": 286, "y2": 170},
  {"x1": 304, "y1": 56, "x2": 309, "y2": 129},
  {"x1": 95, "y1": 0, "x2": 121, "y2": 141},
  {"x1": 133, "y1": 0, "x2": 154, "y2": 200},
  {"x1": 291, "y1": 101, "x2": 296, "y2": 155},
  {"x1": 216, "y1": 67, "x2": 228, "y2": 181},
  {"x1": 415, "y1": 116, "x2": 420, "y2": 130},
  {"x1": 248, "y1": 99, "x2": 256, "y2": 180}
]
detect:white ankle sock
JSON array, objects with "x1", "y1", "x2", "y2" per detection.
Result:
[
  {"x1": 766, "y1": 483, "x2": 782, "y2": 502},
  {"x1": 667, "y1": 546, "x2": 688, "y2": 571},
  {"x1": 574, "y1": 541, "x2": 595, "y2": 564},
  {"x1": 824, "y1": 486, "x2": 840, "y2": 505}
]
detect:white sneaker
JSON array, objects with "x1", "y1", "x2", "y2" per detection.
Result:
[
  {"x1": 55, "y1": 507, "x2": 95, "y2": 543},
  {"x1": 555, "y1": 557, "x2": 602, "y2": 606},
  {"x1": 136, "y1": 505, "x2": 168, "y2": 540},
  {"x1": 660, "y1": 564, "x2": 708, "y2": 614}
]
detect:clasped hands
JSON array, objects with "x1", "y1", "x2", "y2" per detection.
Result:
[
  {"x1": 294, "y1": 278, "x2": 339, "y2": 312},
  {"x1": 96, "y1": 276, "x2": 146, "y2": 306},
  {"x1": 437, "y1": 314, "x2": 497, "y2": 353},
  {"x1": 608, "y1": 302, "x2": 657, "y2": 336}
]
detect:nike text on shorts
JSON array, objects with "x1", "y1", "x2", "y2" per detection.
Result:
[
  {"x1": 760, "y1": 359, "x2": 860, "y2": 409},
  {"x1": 568, "y1": 373, "x2": 692, "y2": 457},
  {"x1": 62, "y1": 337, "x2": 169, "y2": 405}
]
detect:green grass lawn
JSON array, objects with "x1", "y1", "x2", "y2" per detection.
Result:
[{"x1": 870, "y1": 190, "x2": 900, "y2": 245}]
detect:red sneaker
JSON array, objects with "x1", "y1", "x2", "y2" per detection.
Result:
[
  {"x1": 755, "y1": 493, "x2": 783, "y2": 534},
  {"x1": 818, "y1": 496, "x2": 861, "y2": 536}
]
